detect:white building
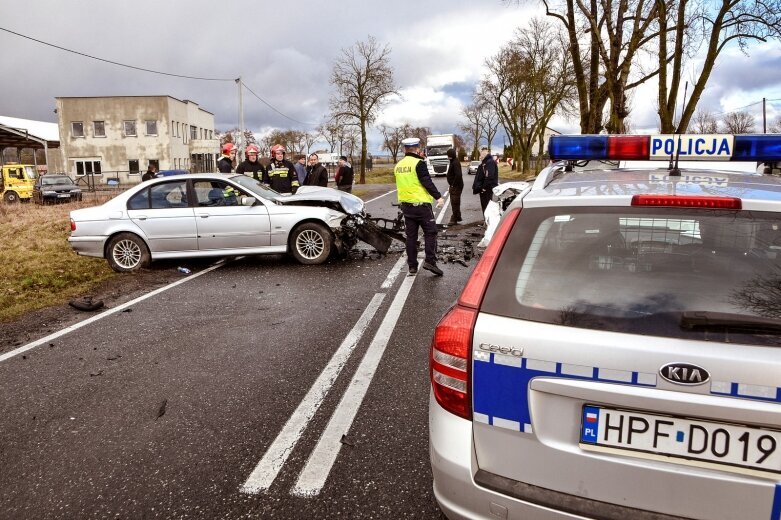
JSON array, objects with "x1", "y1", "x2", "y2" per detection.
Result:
[{"x1": 56, "y1": 96, "x2": 220, "y2": 184}]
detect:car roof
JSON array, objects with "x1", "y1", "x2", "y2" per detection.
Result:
[{"x1": 522, "y1": 165, "x2": 781, "y2": 211}]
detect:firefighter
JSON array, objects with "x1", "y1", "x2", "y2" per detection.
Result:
[
  {"x1": 265, "y1": 144, "x2": 299, "y2": 194},
  {"x1": 236, "y1": 144, "x2": 266, "y2": 181},
  {"x1": 218, "y1": 143, "x2": 237, "y2": 173},
  {"x1": 394, "y1": 137, "x2": 445, "y2": 276}
]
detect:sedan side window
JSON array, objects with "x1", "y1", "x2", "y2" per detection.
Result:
[
  {"x1": 150, "y1": 181, "x2": 189, "y2": 209},
  {"x1": 193, "y1": 180, "x2": 242, "y2": 207},
  {"x1": 128, "y1": 189, "x2": 150, "y2": 210}
]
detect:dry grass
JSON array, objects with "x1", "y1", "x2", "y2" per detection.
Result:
[{"x1": 0, "y1": 194, "x2": 117, "y2": 323}]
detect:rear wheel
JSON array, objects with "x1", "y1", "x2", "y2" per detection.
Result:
[
  {"x1": 106, "y1": 233, "x2": 150, "y2": 272},
  {"x1": 3, "y1": 191, "x2": 19, "y2": 203},
  {"x1": 290, "y1": 222, "x2": 332, "y2": 265}
]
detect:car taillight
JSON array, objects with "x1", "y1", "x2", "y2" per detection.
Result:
[
  {"x1": 70, "y1": 218, "x2": 76, "y2": 231},
  {"x1": 431, "y1": 208, "x2": 521, "y2": 419},
  {"x1": 631, "y1": 194, "x2": 742, "y2": 209}
]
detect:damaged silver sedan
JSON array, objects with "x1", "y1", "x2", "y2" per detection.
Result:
[{"x1": 68, "y1": 173, "x2": 397, "y2": 272}]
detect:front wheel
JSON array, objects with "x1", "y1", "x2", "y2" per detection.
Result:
[
  {"x1": 3, "y1": 191, "x2": 19, "y2": 203},
  {"x1": 106, "y1": 233, "x2": 150, "y2": 272},
  {"x1": 290, "y1": 222, "x2": 332, "y2": 265}
]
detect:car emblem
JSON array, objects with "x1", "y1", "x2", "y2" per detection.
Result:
[
  {"x1": 479, "y1": 343, "x2": 523, "y2": 357},
  {"x1": 659, "y1": 362, "x2": 709, "y2": 386}
]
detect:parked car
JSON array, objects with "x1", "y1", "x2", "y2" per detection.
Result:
[
  {"x1": 68, "y1": 173, "x2": 392, "y2": 272},
  {"x1": 467, "y1": 161, "x2": 480, "y2": 175},
  {"x1": 33, "y1": 174, "x2": 82, "y2": 204},
  {"x1": 430, "y1": 134, "x2": 781, "y2": 520}
]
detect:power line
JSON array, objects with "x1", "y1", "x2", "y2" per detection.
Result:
[
  {"x1": 241, "y1": 81, "x2": 318, "y2": 127},
  {"x1": 0, "y1": 26, "x2": 235, "y2": 82},
  {"x1": 711, "y1": 100, "x2": 762, "y2": 118}
]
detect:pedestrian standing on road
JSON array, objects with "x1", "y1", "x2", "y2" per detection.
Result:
[
  {"x1": 304, "y1": 153, "x2": 329, "y2": 187},
  {"x1": 335, "y1": 156, "x2": 354, "y2": 193},
  {"x1": 265, "y1": 144, "x2": 300, "y2": 194},
  {"x1": 394, "y1": 137, "x2": 445, "y2": 276},
  {"x1": 472, "y1": 146, "x2": 498, "y2": 222},
  {"x1": 235, "y1": 144, "x2": 266, "y2": 181},
  {"x1": 445, "y1": 148, "x2": 463, "y2": 226},
  {"x1": 141, "y1": 164, "x2": 157, "y2": 182},
  {"x1": 218, "y1": 143, "x2": 237, "y2": 173},
  {"x1": 293, "y1": 155, "x2": 307, "y2": 184}
]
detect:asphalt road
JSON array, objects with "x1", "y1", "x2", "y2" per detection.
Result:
[{"x1": 0, "y1": 173, "x2": 485, "y2": 519}]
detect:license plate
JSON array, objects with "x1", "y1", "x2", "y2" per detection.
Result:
[
  {"x1": 57, "y1": 193, "x2": 70, "y2": 198},
  {"x1": 580, "y1": 405, "x2": 781, "y2": 477}
]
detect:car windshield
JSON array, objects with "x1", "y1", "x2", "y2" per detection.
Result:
[
  {"x1": 230, "y1": 175, "x2": 281, "y2": 202},
  {"x1": 482, "y1": 207, "x2": 781, "y2": 346},
  {"x1": 41, "y1": 176, "x2": 74, "y2": 186}
]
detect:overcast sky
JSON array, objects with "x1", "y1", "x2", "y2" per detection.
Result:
[{"x1": 1, "y1": 0, "x2": 780, "y2": 153}]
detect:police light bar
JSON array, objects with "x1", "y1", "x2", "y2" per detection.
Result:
[{"x1": 548, "y1": 134, "x2": 781, "y2": 162}]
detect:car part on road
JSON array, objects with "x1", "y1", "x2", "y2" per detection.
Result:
[
  {"x1": 68, "y1": 296, "x2": 105, "y2": 312},
  {"x1": 106, "y1": 233, "x2": 151, "y2": 272}
]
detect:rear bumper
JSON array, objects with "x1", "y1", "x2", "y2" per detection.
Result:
[
  {"x1": 68, "y1": 236, "x2": 107, "y2": 258},
  {"x1": 429, "y1": 392, "x2": 587, "y2": 520}
]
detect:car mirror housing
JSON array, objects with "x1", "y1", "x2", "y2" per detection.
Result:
[{"x1": 241, "y1": 196, "x2": 256, "y2": 206}]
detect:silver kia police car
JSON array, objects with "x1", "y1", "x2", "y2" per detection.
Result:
[{"x1": 429, "y1": 134, "x2": 781, "y2": 520}]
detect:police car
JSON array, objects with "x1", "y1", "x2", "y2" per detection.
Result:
[{"x1": 429, "y1": 134, "x2": 781, "y2": 520}]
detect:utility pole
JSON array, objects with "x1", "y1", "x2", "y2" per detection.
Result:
[
  {"x1": 237, "y1": 77, "x2": 245, "y2": 152},
  {"x1": 763, "y1": 97, "x2": 767, "y2": 133}
]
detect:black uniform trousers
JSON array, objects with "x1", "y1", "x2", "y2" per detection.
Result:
[
  {"x1": 479, "y1": 190, "x2": 492, "y2": 217},
  {"x1": 449, "y1": 185, "x2": 463, "y2": 222},
  {"x1": 401, "y1": 202, "x2": 437, "y2": 268}
]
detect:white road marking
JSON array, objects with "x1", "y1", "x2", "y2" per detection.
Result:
[
  {"x1": 380, "y1": 255, "x2": 407, "y2": 289},
  {"x1": 240, "y1": 292, "x2": 386, "y2": 494},
  {"x1": 291, "y1": 270, "x2": 418, "y2": 497},
  {"x1": 435, "y1": 190, "x2": 451, "y2": 225},
  {"x1": 364, "y1": 189, "x2": 397, "y2": 204},
  {"x1": 0, "y1": 262, "x2": 226, "y2": 364}
]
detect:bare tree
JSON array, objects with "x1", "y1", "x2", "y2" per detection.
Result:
[
  {"x1": 316, "y1": 119, "x2": 343, "y2": 153},
  {"x1": 770, "y1": 116, "x2": 781, "y2": 134},
  {"x1": 459, "y1": 102, "x2": 482, "y2": 159},
  {"x1": 475, "y1": 88, "x2": 502, "y2": 151},
  {"x1": 379, "y1": 124, "x2": 407, "y2": 162},
  {"x1": 690, "y1": 109, "x2": 719, "y2": 134},
  {"x1": 720, "y1": 111, "x2": 756, "y2": 134},
  {"x1": 330, "y1": 36, "x2": 398, "y2": 183},
  {"x1": 303, "y1": 131, "x2": 320, "y2": 155}
]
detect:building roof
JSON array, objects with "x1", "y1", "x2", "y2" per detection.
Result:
[
  {"x1": 55, "y1": 95, "x2": 214, "y2": 115},
  {"x1": 0, "y1": 115, "x2": 60, "y2": 148}
]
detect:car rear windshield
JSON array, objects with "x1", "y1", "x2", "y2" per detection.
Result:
[{"x1": 482, "y1": 207, "x2": 781, "y2": 346}]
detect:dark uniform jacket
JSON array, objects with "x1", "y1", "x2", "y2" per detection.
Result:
[
  {"x1": 472, "y1": 154, "x2": 498, "y2": 194},
  {"x1": 335, "y1": 164, "x2": 354, "y2": 188},
  {"x1": 447, "y1": 157, "x2": 464, "y2": 188},
  {"x1": 264, "y1": 159, "x2": 298, "y2": 193},
  {"x1": 217, "y1": 155, "x2": 233, "y2": 173},
  {"x1": 236, "y1": 160, "x2": 266, "y2": 181},
  {"x1": 304, "y1": 163, "x2": 329, "y2": 187}
]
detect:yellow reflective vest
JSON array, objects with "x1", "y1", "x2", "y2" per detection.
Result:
[{"x1": 394, "y1": 155, "x2": 433, "y2": 204}]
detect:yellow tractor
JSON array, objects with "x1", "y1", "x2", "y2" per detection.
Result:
[{"x1": 1, "y1": 164, "x2": 38, "y2": 203}]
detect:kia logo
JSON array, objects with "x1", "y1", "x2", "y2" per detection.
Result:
[{"x1": 659, "y1": 362, "x2": 710, "y2": 386}]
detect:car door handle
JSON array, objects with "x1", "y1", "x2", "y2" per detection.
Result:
[
  {"x1": 196, "y1": 214, "x2": 210, "y2": 218},
  {"x1": 136, "y1": 215, "x2": 147, "y2": 220}
]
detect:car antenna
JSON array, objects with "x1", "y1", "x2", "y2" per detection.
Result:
[{"x1": 669, "y1": 81, "x2": 688, "y2": 177}]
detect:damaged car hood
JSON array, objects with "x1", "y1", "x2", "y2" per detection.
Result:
[{"x1": 277, "y1": 186, "x2": 365, "y2": 215}]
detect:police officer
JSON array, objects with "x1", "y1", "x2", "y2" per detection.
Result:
[
  {"x1": 394, "y1": 137, "x2": 445, "y2": 276},
  {"x1": 265, "y1": 144, "x2": 300, "y2": 194},
  {"x1": 218, "y1": 143, "x2": 237, "y2": 173},
  {"x1": 236, "y1": 144, "x2": 266, "y2": 181}
]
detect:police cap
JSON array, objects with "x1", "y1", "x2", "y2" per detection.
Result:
[{"x1": 401, "y1": 137, "x2": 420, "y2": 148}]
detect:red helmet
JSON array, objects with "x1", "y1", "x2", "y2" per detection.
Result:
[
  {"x1": 246, "y1": 144, "x2": 259, "y2": 155},
  {"x1": 270, "y1": 144, "x2": 286, "y2": 156},
  {"x1": 222, "y1": 143, "x2": 236, "y2": 154}
]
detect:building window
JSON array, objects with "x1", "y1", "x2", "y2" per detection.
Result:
[
  {"x1": 124, "y1": 121, "x2": 137, "y2": 137},
  {"x1": 71, "y1": 122, "x2": 84, "y2": 137},
  {"x1": 148, "y1": 159, "x2": 159, "y2": 170},
  {"x1": 190, "y1": 125, "x2": 197, "y2": 140},
  {"x1": 93, "y1": 121, "x2": 105, "y2": 137},
  {"x1": 171, "y1": 120, "x2": 176, "y2": 137},
  {"x1": 129, "y1": 160, "x2": 140, "y2": 174},
  {"x1": 74, "y1": 160, "x2": 102, "y2": 176},
  {"x1": 145, "y1": 120, "x2": 157, "y2": 136}
]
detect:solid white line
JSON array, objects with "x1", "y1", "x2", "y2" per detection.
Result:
[
  {"x1": 291, "y1": 271, "x2": 418, "y2": 497},
  {"x1": 240, "y1": 292, "x2": 386, "y2": 495},
  {"x1": 364, "y1": 189, "x2": 397, "y2": 204},
  {"x1": 0, "y1": 262, "x2": 226, "y2": 364},
  {"x1": 380, "y1": 255, "x2": 407, "y2": 289},
  {"x1": 435, "y1": 190, "x2": 451, "y2": 225}
]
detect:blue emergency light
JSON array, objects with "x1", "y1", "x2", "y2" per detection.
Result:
[{"x1": 549, "y1": 134, "x2": 781, "y2": 162}]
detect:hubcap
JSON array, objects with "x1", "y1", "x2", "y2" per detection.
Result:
[
  {"x1": 296, "y1": 229, "x2": 325, "y2": 260},
  {"x1": 113, "y1": 239, "x2": 142, "y2": 269}
]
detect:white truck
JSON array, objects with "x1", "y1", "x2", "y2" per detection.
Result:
[{"x1": 425, "y1": 134, "x2": 455, "y2": 177}]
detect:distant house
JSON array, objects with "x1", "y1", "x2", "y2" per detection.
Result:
[{"x1": 56, "y1": 96, "x2": 220, "y2": 184}]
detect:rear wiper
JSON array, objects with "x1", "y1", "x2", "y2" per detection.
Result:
[{"x1": 681, "y1": 311, "x2": 781, "y2": 334}]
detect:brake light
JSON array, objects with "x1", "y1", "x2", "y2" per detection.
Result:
[
  {"x1": 431, "y1": 207, "x2": 521, "y2": 420},
  {"x1": 631, "y1": 195, "x2": 742, "y2": 209},
  {"x1": 70, "y1": 218, "x2": 76, "y2": 231}
]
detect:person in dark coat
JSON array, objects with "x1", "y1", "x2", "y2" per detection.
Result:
[
  {"x1": 235, "y1": 144, "x2": 266, "y2": 181},
  {"x1": 217, "y1": 143, "x2": 236, "y2": 173},
  {"x1": 472, "y1": 147, "x2": 498, "y2": 221},
  {"x1": 141, "y1": 164, "x2": 157, "y2": 182},
  {"x1": 304, "y1": 154, "x2": 329, "y2": 187},
  {"x1": 335, "y1": 156, "x2": 354, "y2": 193},
  {"x1": 445, "y1": 148, "x2": 463, "y2": 225}
]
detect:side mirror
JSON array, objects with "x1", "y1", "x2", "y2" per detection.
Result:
[{"x1": 241, "y1": 196, "x2": 256, "y2": 206}]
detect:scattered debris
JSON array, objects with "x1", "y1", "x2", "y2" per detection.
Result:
[
  {"x1": 177, "y1": 267, "x2": 191, "y2": 275},
  {"x1": 89, "y1": 369, "x2": 103, "y2": 377},
  {"x1": 106, "y1": 354, "x2": 121, "y2": 361},
  {"x1": 340, "y1": 434, "x2": 355, "y2": 447},
  {"x1": 21, "y1": 355, "x2": 27, "y2": 360},
  {"x1": 121, "y1": 308, "x2": 133, "y2": 313},
  {"x1": 156, "y1": 399, "x2": 168, "y2": 419},
  {"x1": 68, "y1": 297, "x2": 105, "y2": 312},
  {"x1": 49, "y1": 343, "x2": 55, "y2": 348}
]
